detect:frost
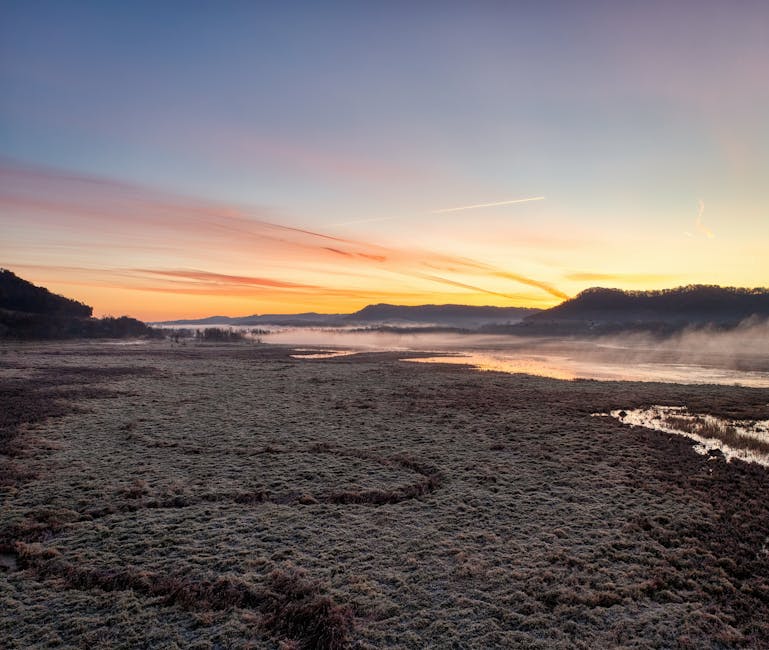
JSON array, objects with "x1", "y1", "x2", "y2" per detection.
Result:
[{"x1": 607, "y1": 406, "x2": 769, "y2": 468}]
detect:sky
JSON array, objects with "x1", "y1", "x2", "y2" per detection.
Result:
[{"x1": 1, "y1": 1, "x2": 767, "y2": 320}]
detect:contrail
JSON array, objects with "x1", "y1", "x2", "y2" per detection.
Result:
[
  {"x1": 328, "y1": 196, "x2": 545, "y2": 227},
  {"x1": 695, "y1": 199, "x2": 715, "y2": 239},
  {"x1": 431, "y1": 196, "x2": 545, "y2": 214}
]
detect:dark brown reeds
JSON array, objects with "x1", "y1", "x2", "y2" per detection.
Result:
[
  {"x1": 662, "y1": 414, "x2": 769, "y2": 455},
  {"x1": 16, "y1": 543, "x2": 353, "y2": 649}
]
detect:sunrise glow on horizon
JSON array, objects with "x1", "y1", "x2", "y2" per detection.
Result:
[{"x1": 2, "y1": 2, "x2": 767, "y2": 321}]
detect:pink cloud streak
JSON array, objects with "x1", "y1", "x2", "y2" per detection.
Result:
[{"x1": 0, "y1": 161, "x2": 568, "y2": 311}]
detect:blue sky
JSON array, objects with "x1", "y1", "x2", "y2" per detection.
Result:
[{"x1": 1, "y1": 1, "x2": 767, "y2": 318}]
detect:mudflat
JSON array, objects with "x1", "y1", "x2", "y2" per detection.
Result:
[{"x1": 2, "y1": 341, "x2": 769, "y2": 649}]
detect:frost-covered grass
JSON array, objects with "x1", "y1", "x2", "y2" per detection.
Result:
[
  {"x1": 609, "y1": 405, "x2": 769, "y2": 467},
  {"x1": 2, "y1": 342, "x2": 769, "y2": 648}
]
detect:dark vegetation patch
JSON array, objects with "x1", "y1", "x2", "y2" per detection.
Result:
[
  {"x1": 193, "y1": 327, "x2": 248, "y2": 342},
  {"x1": 1, "y1": 377, "x2": 123, "y2": 493},
  {"x1": 0, "y1": 310, "x2": 160, "y2": 340},
  {"x1": 398, "y1": 371, "x2": 769, "y2": 423},
  {"x1": 622, "y1": 429, "x2": 769, "y2": 646},
  {"x1": 32, "y1": 365, "x2": 161, "y2": 379},
  {"x1": 0, "y1": 364, "x2": 157, "y2": 463},
  {"x1": 15, "y1": 543, "x2": 353, "y2": 649},
  {"x1": 604, "y1": 387, "x2": 769, "y2": 423},
  {"x1": 1, "y1": 362, "x2": 162, "y2": 553},
  {"x1": 0, "y1": 379, "x2": 77, "y2": 456}
]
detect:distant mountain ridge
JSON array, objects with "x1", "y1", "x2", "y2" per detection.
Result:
[
  {"x1": 160, "y1": 312, "x2": 344, "y2": 327},
  {"x1": 347, "y1": 303, "x2": 538, "y2": 324},
  {"x1": 9, "y1": 269, "x2": 763, "y2": 338},
  {"x1": 156, "y1": 287, "x2": 769, "y2": 333},
  {"x1": 156, "y1": 303, "x2": 540, "y2": 328}
]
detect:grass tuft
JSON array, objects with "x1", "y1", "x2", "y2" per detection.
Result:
[
  {"x1": 15, "y1": 544, "x2": 353, "y2": 649},
  {"x1": 662, "y1": 414, "x2": 769, "y2": 456}
]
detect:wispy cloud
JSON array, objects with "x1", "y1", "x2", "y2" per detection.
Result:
[
  {"x1": 489, "y1": 271, "x2": 569, "y2": 300},
  {"x1": 137, "y1": 269, "x2": 322, "y2": 290},
  {"x1": 0, "y1": 161, "x2": 567, "y2": 315},
  {"x1": 409, "y1": 272, "x2": 523, "y2": 301},
  {"x1": 695, "y1": 199, "x2": 715, "y2": 239}
]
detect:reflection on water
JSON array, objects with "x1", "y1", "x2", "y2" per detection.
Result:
[
  {"x1": 256, "y1": 326, "x2": 769, "y2": 388},
  {"x1": 404, "y1": 352, "x2": 769, "y2": 387},
  {"x1": 290, "y1": 350, "x2": 356, "y2": 359},
  {"x1": 403, "y1": 354, "x2": 578, "y2": 381}
]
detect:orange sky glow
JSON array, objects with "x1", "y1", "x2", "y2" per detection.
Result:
[{"x1": 1, "y1": 161, "x2": 766, "y2": 321}]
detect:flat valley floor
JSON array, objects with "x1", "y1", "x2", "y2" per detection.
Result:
[{"x1": 2, "y1": 342, "x2": 769, "y2": 649}]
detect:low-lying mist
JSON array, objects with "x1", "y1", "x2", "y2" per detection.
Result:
[
  {"x1": 263, "y1": 318, "x2": 769, "y2": 387},
  {"x1": 263, "y1": 327, "x2": 519, "y2": 351},
  {"x1": 594, "y1": 317, "x2": 769, "y2": 366}
]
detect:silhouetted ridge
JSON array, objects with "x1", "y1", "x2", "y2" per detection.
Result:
[
  {"x1": 0, "y1": 268, "x2": 92, "y2": 317},
  {"x1": 525, "y1": 285, "x2": 769, "y2": 325},
  {"x1": 0, "y1": 268, "x2": 157, "y2": 339},
  {"x1": 151, "y1": 285, "x2": 769, "y2": 336}
]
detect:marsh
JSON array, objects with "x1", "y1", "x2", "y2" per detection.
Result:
[{"x1": 2, "y1": 340, "x2": 769, "y2": 648}]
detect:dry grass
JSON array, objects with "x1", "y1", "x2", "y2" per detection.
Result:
[
  {"x1": 15, "y1": 542, "x2": 352, "y2": 649},
  {"x1": 662, "y1": 414, "x2": 769, "y2": 455},
  {"x1": 1, "y1": 341, "x2": 769, "y2": 648}
]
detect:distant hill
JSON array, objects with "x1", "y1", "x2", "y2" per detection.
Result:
[
  {"x1": 156, "y1": 303, "x2": 540, "y2": 329},
  {"x1": 162, "y1": 315, "x2": 235, "y2": 326},
  {"x1": 0, "y1": 269, "x2": 157, "y2": 339},
  {"x1": 158, "y1": 312, "x2": 345, "y2": 327},
  {"x1": 520, "y1": 285, "x2": 769, "y2": 333},
  {"x1": 11, "y1": 272, "x2": 763, "y2": 339},
  {"x1": 0, "y1": 268, "x2": 92, "y2": 318},
  {"x1": 345, "y1": 303, "x2": 539, "y2": 326}
]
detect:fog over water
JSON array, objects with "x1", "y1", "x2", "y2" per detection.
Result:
[{"x1": 260, "y1": 319, "x2": 769, "y2": 388}]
